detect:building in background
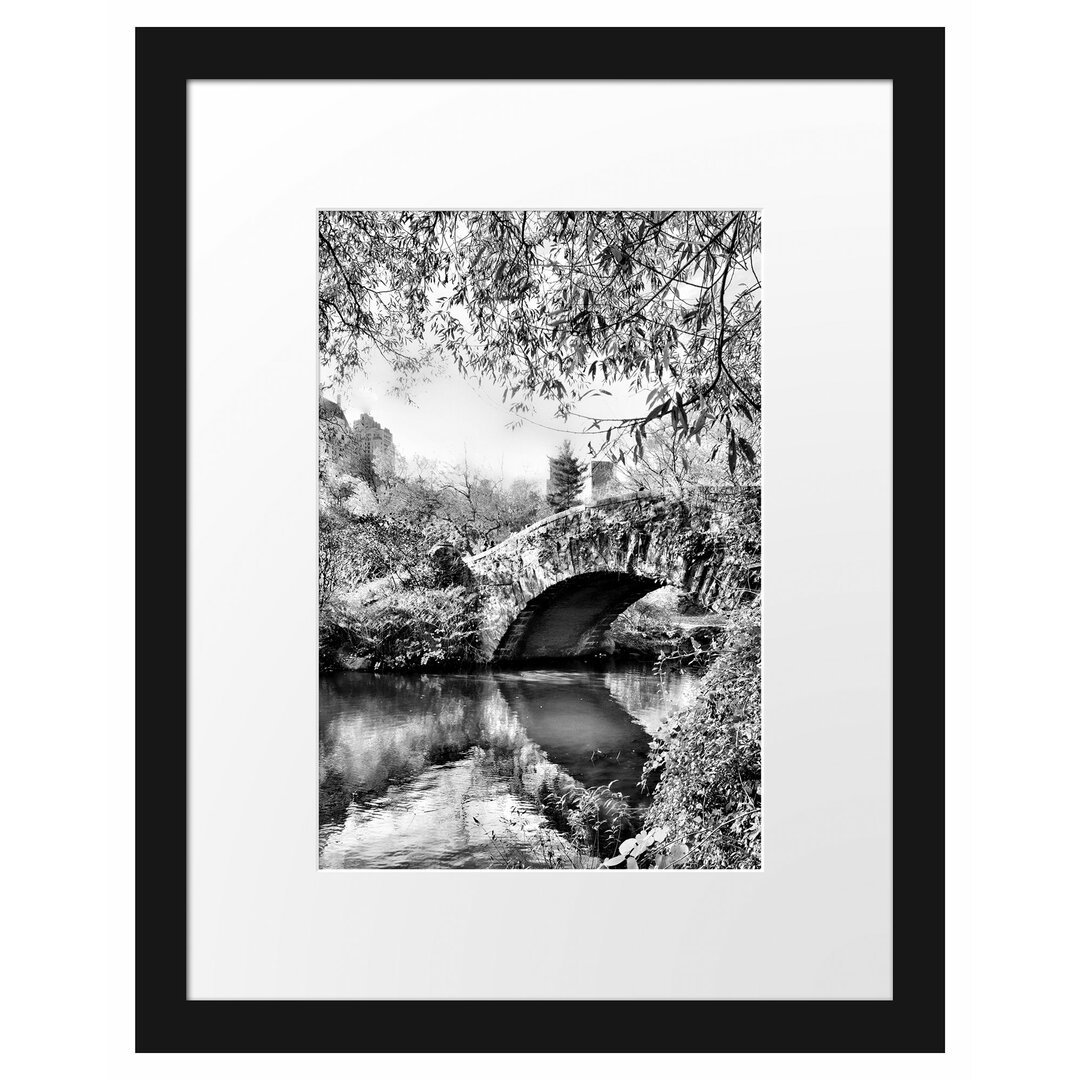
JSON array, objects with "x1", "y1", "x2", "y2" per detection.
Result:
[
  {"x1": 587, "y1": 460, "x2": 616, "y2": 502},
  {"x1": 318, "y1": 395, "x2": 353, "y2": 474},
  {"x1": 352, "y1": 412, "x2": 396, "y2": 478},
  {"x1": 318, "y1": 396, "x2": 396, "y2": 489}
]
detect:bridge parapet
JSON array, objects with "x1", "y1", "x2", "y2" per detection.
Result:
[{"x1": 468, "y1": 488, "x2": 744, "y2": 566}]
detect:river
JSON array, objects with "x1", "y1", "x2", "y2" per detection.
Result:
[{"x1": 319, "y1": 663, "x2": 698, "y2": 869}]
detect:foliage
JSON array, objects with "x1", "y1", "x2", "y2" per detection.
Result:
[
  {"x1": 609, "y1": 606, "x2": 723, "y2": 667},
  {"x1": 319, "y1": 210, "x2": 760, "y2": 471},
  {"x1": 482, "y1": 782, "x2": 638, "y2": 869},
  {"x1": 319, "y1": 505, "x2": 476, "y2": 671},
  {"x1": 604, "y1": 588, "x2": 709, "y2": 663},
  {"x1": 319, "y1": 513, "x2": 391, "y2": 604},
  {"x1": 687, "y1": 485, "x2": 761, "y2": 609},
  {"x1": 322, "y1": 585, "x2": 483, "y2": 672},
  {"x1": 480, "y1": 806, "x2": 592, "y2": 870},
  {"x1": 318, "y1": 441, "x2": 542, "y2": 670},
  {"x1": 601, "y1": 827, "x2": 691, "y2": 870},
  {"x1": 546, "y1": 440, "x2": 585, "y2": 512},
  {"x1": 349, "y1": 442, "x2": 379, "y2": 491},
  {"x1": 551, "y1": 782, "x2": 636, "y2": 858},
  {"x1": 641, "y1": 601, "x2": 762, "y2": 869},
  {"x1": 607, "y1": 593, "x2": 674, "y2": 657},
  {"x1": 374, "y1": 455, "x2": 543, "y2": 553},
  {"x1": 318, "y1": 510, "x2": 456, "y2": 605},
  {"x1": 619, "y1": 427, "x2": 759, "y2": 494}
]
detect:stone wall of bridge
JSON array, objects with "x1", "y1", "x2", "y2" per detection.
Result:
[{"x1": 466, "y1": 490, "x2": 758, "y2": 661}]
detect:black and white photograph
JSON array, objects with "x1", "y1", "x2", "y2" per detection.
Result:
[
  {"x1": 318, "y1": 210, "x2": 762, "y2": 869},
  {"x1": 19, "y1": 2, "x2": 1079, "y2": 1069}
]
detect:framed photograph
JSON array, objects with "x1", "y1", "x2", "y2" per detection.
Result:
[{"x1": 137, "y1": 26, "x2": 943, "y2": 1051}]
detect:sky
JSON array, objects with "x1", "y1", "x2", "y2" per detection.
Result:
[{"x1": 323, "y1": 351, "x2": 650, "y2": 486}]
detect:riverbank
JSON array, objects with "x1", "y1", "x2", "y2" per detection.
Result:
[{"x1": 319, "y1": 583, "x2": 483, "y2": 673}]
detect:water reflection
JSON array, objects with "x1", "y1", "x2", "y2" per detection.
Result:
[{"x1": 319, "y1": 664, "x2": 697, "y2": 869}]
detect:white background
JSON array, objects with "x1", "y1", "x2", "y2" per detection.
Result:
[
  {"x1": 3, "y1": 0, "x2": 1078, "y2": 1076},
  {"x1": 188, "y1": 78, "x2": 891, "y2": 1001}
]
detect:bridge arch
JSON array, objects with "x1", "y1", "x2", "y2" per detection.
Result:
[
  {"x1": 467, "y1": 491, "x2": 755, "y2": 663},
  {"x1": 492, "y1": 570, "x2": 665, "y2": 661}
]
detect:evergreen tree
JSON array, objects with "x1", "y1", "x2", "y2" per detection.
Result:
[{"x1": 546, "y1": 441, "x2": 585, "y2": 512}]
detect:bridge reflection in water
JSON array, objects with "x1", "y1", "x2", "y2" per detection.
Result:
[{"x1": 318, "y1": 665, "x2": 697, "y2": 869}]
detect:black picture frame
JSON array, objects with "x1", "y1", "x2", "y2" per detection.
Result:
[{"x1": 136, "y1": 26, "x2": 944, "y2": 1053}]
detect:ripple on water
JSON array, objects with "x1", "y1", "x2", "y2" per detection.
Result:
[{"x1": 318, "y1": 664, "x2": 698, "y2": 869}]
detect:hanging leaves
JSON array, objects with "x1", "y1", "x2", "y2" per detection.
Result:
[{"x1": 318, "y1": 210, "x2": 761, "y2": 465}]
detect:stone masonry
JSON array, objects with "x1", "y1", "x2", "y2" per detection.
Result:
[{"x1": 465, "y1": 489, "x2": 757, "y2": 661}]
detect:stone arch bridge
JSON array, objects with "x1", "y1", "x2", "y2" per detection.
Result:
[{"x1": 464, "y1": 489, "x2": 759, "y2": 662}]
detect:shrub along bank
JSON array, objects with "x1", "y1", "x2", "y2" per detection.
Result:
[
  {"x1": 639, "y1": 600, "x2": 761, "y2": 869},
  {"x1": 319, "y1": 506, "x2": 480, "y2": 672},
  {"x1": 320, "y1": 585, "x2": 483, "y2": 672}
]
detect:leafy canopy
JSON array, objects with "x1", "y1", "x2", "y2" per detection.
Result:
[{"x1": 319, "y1": 211, "x2": 760, "y2": 470}]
